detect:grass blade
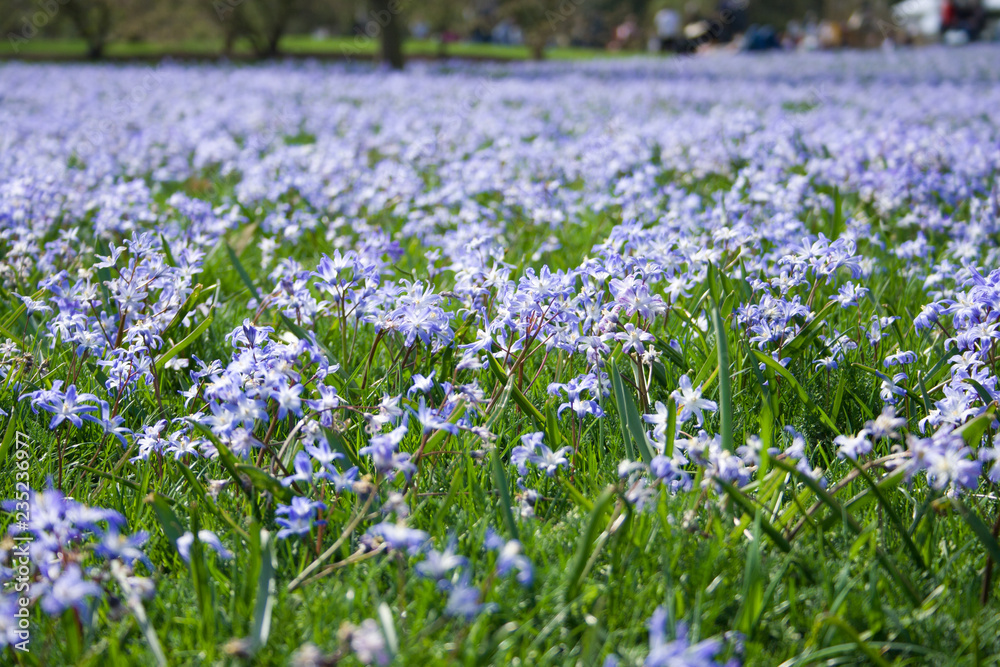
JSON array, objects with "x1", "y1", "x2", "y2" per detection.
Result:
[
  {"x1": 609, "y1": 359, "x2": 655, "y2": 464},
  {"x1": 226, "y1": 242, "x2": 261, "y2": 301},
  {"x1": 155, "y1": 312, "x2": 214, "y2": 372},
  {"x1": 709, "y1": 298, "x2": 734, "y2": 452},
  {"x1": 565, "y1": 486, "x2": 615, "y2": 602},
  {"x1": 951, "y1": 499, "x2": 1000, "y2": 566},
  {"x1": 716, "y1": 478, "x2": 791, "y2": 553},
  {"x1": 251, "y1": 528, "x2": 277, "y2": 653},
  {"x1": 492, "y1": 447, "x2": 520, "y2": 542}
]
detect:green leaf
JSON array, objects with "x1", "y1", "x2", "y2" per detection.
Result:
[
  {"x1": 785, "y1": 300, "x2": 838, "y2": 354},
  {"x1": 0, "y1": 411, "x2": 18, "y2": 468},
  {"x1": 378, "y1": 603, "x2": 399, "y2": 659},
  {"x1": 236, "y1": 464, "x2": 294, "y2": 503},
  {"x1": 188, "y1": 509, "x2": 216, "y2": 647},
  {"x1": 146, "y1": 493, "x2": 185, "y2": 549},
  {"x1": 562, "y1": 479, "x2": 595, "y2": 513},
  {"x1": 191, "y1": 422, "x2": 261, "y2": 520},
  {"x1": 841, "y1": 458, "x2": 925, "y2": 571},
  {"x1": 80, "y1": 464, "x2": 148, "y2": 496},
  {"x1": 432, "y1": 463, "x2": 464, "y2": 535},
  {"x1": 250, "y1": 528, "x2": 277, "y2": 653},
  {"x1": 546, "y1": 402, "x2": 563, "y2": 448},
  {"x1": 956, "y1": 404, "x2": 997, "y2": 447},
  {"x1": 565, "y1": 486, "x2": 615, "y2": 602},
  {"x1": 664, "y1": 398, "x2": 677, "y2": 458},
  {"x1": 486, "y1": 354, "x2": 546, "y2": 426},
  {"x1": 160, "y1": 282, "x2": 205, "y2": 341},
  {"x1": 737, "y1": 513, "x2": 766, "y2": 634},
  {"x1": 609, "y1": 359, "x2": 654, "y2": 464},
  {"x1": 951, "y1": 499, "x2": 1000, "y2": 566},
  {"x1": 492, "y1": 447, "x2": 520, "y2": 542},
  {"x1": 159, "y1": 233, "x2": 178, "y2": 268},
  {"x1": 0, "y1": 321, "x2": 23, "y2": 347},
  {"x1": 226, "y1": 242, "x2": 261, "y2": 301},
  {"x1": 831, "y1": 370, "x2": 848, "y2": 422},
  {"x1": 175, "y1": 461, "x2": 250, "y2": 541},
  {"x1": 709, "y1": 292, "x2": 734, "y2": 452},
  {"x1": 155, "y1": 311, "x2": 214, "y2": 371},
  {"x1": 823, "y1": 467, "x2": 907, "y2": 532},
  {"x1": 609, "y1": 358, "x2": 635, "y2": 462},
  {"x1": 964, "y1": 378, "x2": 995, "y2": 409},
  {"x1": 716, "y1": 478, "x2": 791, "y2": 553}
]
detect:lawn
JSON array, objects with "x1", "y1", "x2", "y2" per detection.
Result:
[
  {"x1": 2, "y1": 46, "x2": 1000, "y2": 666},
  {"x1": 0, "y1": 36, "x2": 611, "y2": 61}
]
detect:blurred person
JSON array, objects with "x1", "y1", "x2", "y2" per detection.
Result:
[
  {"x1": 609, "y1": 13, "x2": 639, "y2": 51},
  {"x1": 818, "y1": 18, "x2": 844, "y2": 48},
  {"x1": 846, "y1": 1, "x2": 881, "y2": 48},
  {"x1": 675, "y1": 1, "x2": 704, "y2": 52},
  {"x1": 741, "y1": 24, "x2": 780, "y2": 50},
  {"x1": 784, "y1": 19, "x2": 803, "y2": 49},
  {"x1": 654, "y1": 6, "x2": 681, "y2": 52},
  {"x1": 800, "y1": 10, "x2": 820, "y2": 50},
  {"x1": 411, "y1": 19, "x2": 431, "y2": 41},
  {"x1": 715, "y1": 0, "x2": 748, "y2": 43},
  {"x1": 941, "y1": 0, "x2": 987, "y2": 41}
]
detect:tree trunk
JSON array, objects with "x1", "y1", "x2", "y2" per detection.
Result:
[
  {"x1": 266, "y1": 34, "x2": 281, "y2": 57},
  {"x1": 372, "y1": 0, "x2": 404, "y2": 70},
  {"x1": 223, "y1": 26, "x2": 236, "y2": 56},
  {"x1": 86, "y1": 39, "x2": 105, "y2": 60},
  {"x1": 529, "y1": 35, "x2": 546, "y2": 60},
  {"x1": 65, "y1": 2, "x2": 112, "y2": 61}
]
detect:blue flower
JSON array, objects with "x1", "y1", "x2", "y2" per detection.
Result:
[
  {"x1": 22, "y1": 383, "x2": 99, "y2": 430},
  {"x1": 282, "y1": 450, "x2": 314, "y2": 487},
  {"x1": 275, "y1": 497, "x2": 327, "y2": 540},
  {"x1": 511, "y1": 432, "x2": 571, "y2": 478},
  {"x1": 36, "y1": 566, "x2": 100, "y2": 616},
  {"x1": 415, "y1": 538, "x2": 467, "y2": 580},
  {"x1": 486, "y1": 531, "x2": 533, "y2": 587},
  {"x1": 366, "y1": 522, "x2": 429, "y2": 554},
  {"x1": 645, "y1": 609, "x2": 730, "y2": 667},
  {"x1": 176, "y1": 530, "x2": 233, "y2": 562},
  {"x1": 443, "y1": 573, "x2": 484, "y2": 620}
]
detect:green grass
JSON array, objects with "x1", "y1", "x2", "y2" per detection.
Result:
[{"x1": 0, "y1": 36, "x2": 615, "y2": 61}]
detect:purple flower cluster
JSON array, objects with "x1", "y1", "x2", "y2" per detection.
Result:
[
  {"x1": 3, "y1": 47, "x2": 1000, "y2": 655},
  {"x1": 0, "y1": 487, "x2": 152, "y2": 639}
]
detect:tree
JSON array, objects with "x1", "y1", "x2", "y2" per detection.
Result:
[
  {"x1": 214, "y1": 0, "x2": 298, "y2": 57},
  {"x1": 370, "y1": 0, "x2": 404, "y2": 69},
  {"x1": 499, "y1": 0, "x2": 589, "y2": 59},
  {"x1": 117, "y1": 0, "x2": 219, "y2": 44},
  {"x1": 63, "y1": 0, "x2": 116, "y2": 59}
]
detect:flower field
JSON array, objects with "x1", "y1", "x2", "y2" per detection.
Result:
[{"x1": 3, "y1": 46, "x2": 1000, "y2": 665}]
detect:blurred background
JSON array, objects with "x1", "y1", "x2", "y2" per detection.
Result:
[{"x1": 1, "y1": 0, "x2": 998, "y2": 66}]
